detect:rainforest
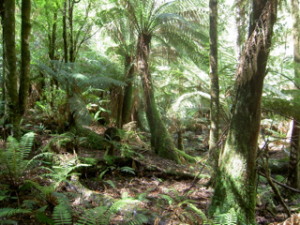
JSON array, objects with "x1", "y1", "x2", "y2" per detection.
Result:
[{"x1": 0, "y1": 0, "x2": 299, "y2": 224}]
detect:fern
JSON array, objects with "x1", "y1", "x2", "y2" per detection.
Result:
[
  {"x1": 0, "y1": 132, "x2": 35, "y2": 186},
  {"x1": 120, "y1": 166, "x2": 135, "y2": 175},
  {"x1": 52, "y1": 204, "x2": 72, "y2": 225},
  {"x1": 0, "y1": 207, "x2": 31, "y2": 224},
  {"x1": 77, "y1": 205, "x2": 111, "y2": 225},
  {"x1": 213, "y1": 208, "x2": 238, "y2": 225}
]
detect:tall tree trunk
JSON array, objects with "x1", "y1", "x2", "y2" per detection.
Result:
[
  {"x1": 121, "y1": 55, "x2": 135, "y2": 126},
  {"x1": 288, "y1": 0, "x2": 300, "y2": 189},
  {"x1": 208, "y1": 0, "x2": 220, "y2": 186},
  {"x1": 209, "y1": 1, "x2": 277, "y2": 223},
  {"x1": 49, "y1": 11, "x2": 57, "y2": 60},
  {"x1": 63, "y1": 0, "x2": 68, "y2": 63},
  {"x1": 69, "y1": 0, "x2": 74, "y2": 62},
  {"x1": 19, "y1": 0, "x2": 31, "y2": 116},
  {"x1": 0, "y1": 0, "x2": 5, "y2": 104},
  {"x1": 137, "y1": 33, "x2": 180, "y2": 164},
  {"x1": 3, "y1": 0, "x2": 20, "y2": 137}
]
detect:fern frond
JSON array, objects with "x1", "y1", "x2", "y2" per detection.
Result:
[
  {"x1": 77, "y1": 205, "x2": 110, "y2": 225},
  {"x1": 120, "y1": 166, "x2": 135, "y2": 175},
  {"x1": 0, "y1": 207, "x2": 31, "y2": 218},
  {"x1": 52, "y1": 204, "x2": 72, "y2": 225},
  {"x1": 68, "y1": 93, "x2": 92, "y2": 126},
  {"x1": 213, "y1": 208, "x2": 238, "y2": 225}
]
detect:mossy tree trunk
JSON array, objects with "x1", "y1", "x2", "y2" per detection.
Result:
[
  {"x1": 3, "y1": 0, "x2": 20, "y2": 137},
  {"x1": 3, "y1": 0, "x2": 31, "y2": 138},
  {"x1": 137, "y1": 33, "x2": 180, "y2": 164},
  {"x1": 121, "y1": 55, "x2": 135, "y2": 126},
  {"x1": 208, "y1": 0, "x2": 220, "y2": 185},
  {"x1": 19, "y1": 0, "x2": 31, "y2": 116},
  {"x1": 209, "y1": 1, "x2": 277, "y2": 223},
  {"x1": 288, "y1": 0, "x2": 300, "y2": 190},
  {"x1": 63, "y1": 0, "x2": 68, "y2": 63},
  {"x1": 0, "y1": 0, "x2": 4, "y2": 105}
]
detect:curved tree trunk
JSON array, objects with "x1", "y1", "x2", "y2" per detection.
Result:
[
  {"x1": 209, "y1": 1, "x2": 277, "y2": 223},
  {"x1": 288, "y1": 0, "x2": 300, "y2": 190},
  {"x1": 137, "y1": 33, "x2": 180, "y2": 164}
]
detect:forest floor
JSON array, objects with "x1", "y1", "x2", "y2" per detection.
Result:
[{"x1": 1, "y1": 116, "x2": 299, "y2": 225}]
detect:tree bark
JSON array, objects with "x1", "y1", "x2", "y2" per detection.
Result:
[
  {"x1": 49, "y1": 11, "x2": 57, "y2": 60},
  {"x1": 19, "y1": 0, "x2": 31, "y2": 116},
  {"x1": 0, "y1": 0, "x2": 5, "y2": 104},
  {"x1": 209, "y1": 1, "x2": 277, "y2": 223},
  {"x1": 121, "y1": 55, "x2": 135, "y2": 126},
  {"x1": 63, "y1": 0, "x2": 68, "y2": 63},
  {"x1": 208, "y1": 0, "x2": 220, "y2": 185},
  {"x1": 3, "y1": 0, "x2": 20, "y2": 137},
  {"x1": 69, "y1": 0, "x2": 75, "y2": 62},
  {"x1": 137, "y1": 33, "x2": 180, "y2": 164},
  {"x1": 288, "y1": 0, "x2": 300, "y2": 189}
]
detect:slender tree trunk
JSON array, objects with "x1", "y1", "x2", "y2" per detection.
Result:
[
  {"x1": 3, "y1": 0, "x2": 20, "y2": 137},
  {"x1": 49, "y1": 11, "x2": 57, "y2": 60},
  {"x1": 121, "y1": 55, "x2": 135, "y2": 126},
  {"x1": 0, "y1": 0, "x2": 5, "y2": 104},
  {"x1": 63, "y1": 0, "x2": 68, "y2": 63},
  {"x1": 209, "y1": 1, "x2": 277, "y2": 223},
  {"x1": 208, "y1": 0, "x2": 220, "y2": 185},
  {"x1": 69, "y1": 0, "x2": 74, "y2": 62},
  {"x1": 288, "y1": 0, "x2": 300, "y2": 189},
  {"x1": 137, "y1": 33, "x2": 180, "y2": 163},
  {"x1": 19, "y1": 0, "x2": 31, "y2": 116},
  {"x1": 177, "y1": 129, "x2": 184, "y2": 150}
]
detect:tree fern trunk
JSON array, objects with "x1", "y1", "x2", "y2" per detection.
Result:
[
  {"x1": 137, "y1": 33, "x2": 180, "y2": 164},
  {"x1": 209, "y1": 1, "x2": 277, "y2": 223}
]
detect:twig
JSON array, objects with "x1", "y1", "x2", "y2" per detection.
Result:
[
  {"x1": 258, "y1": 172, "x2": 300, "y2": 194},
  {"x1": 184, "y1": 163, "x2": 207, "y2": 194}
]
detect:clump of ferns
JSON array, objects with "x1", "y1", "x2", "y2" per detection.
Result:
[
  {"x1": 77, "y1": 192, "x2": 150, "y2": 225},
  {"x1": 0, "y1": 132, "x2": 38, "y2": 194},
  {"x1": 39, "y1": 152, "x2": 91, "y2": 191},
  {"x1": 151, "y1": 188, "x2": 208, "y2": 224},
  {"x1": 21, "y1": 180, "x2": 74, "y2": 225},
  {"x1": 21, "y1": 154, "x2": 89, "y2": 224}
]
